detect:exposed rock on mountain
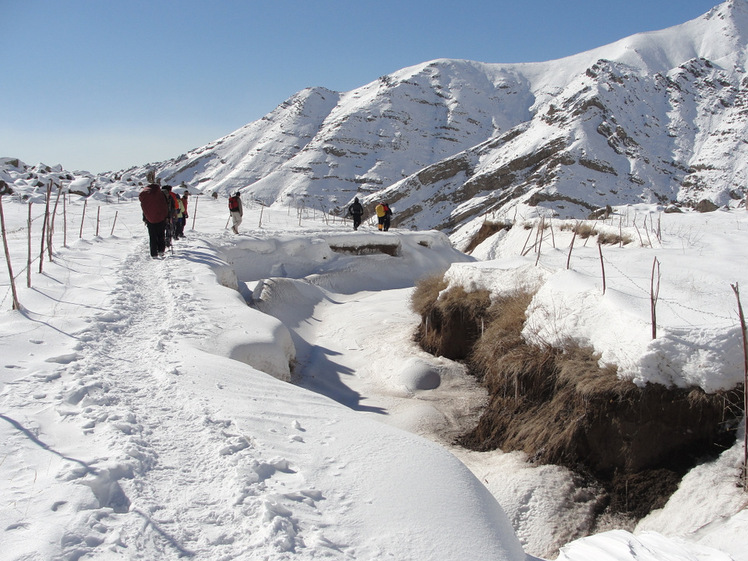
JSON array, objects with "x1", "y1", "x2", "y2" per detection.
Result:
[{"x1": 4, "y1": 1, "x2": 748, "y2": 233}]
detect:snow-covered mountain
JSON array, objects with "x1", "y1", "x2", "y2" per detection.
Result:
[{"x1": 4, "y1": 1, "x2": 748, "y2": 232}]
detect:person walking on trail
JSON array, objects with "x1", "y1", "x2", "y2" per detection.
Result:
[
  {"x1": 375, "y1": 201, "x2": 393, "y2": 231},
  {"x1": 161, "y1": 185, "x2": 177, "y2": 247},
  {"x1": 375, "y1": 202, "x2": 385, "y2": 230},
  {"x1": 228, "y1": 192, "x2": 243, "y2": 234},
  {"x1": 139, "y1": 181, "x2": 169, "y2": 258},
  {"x1": 347, "y1": 197, "x2": 364, "y2": 230},
  {"x1": 382, "y1": 202, "x2": 392, "y2": 231},
  {"x1": 176, "y1": 191, "x2": 189, "y2": 238}
]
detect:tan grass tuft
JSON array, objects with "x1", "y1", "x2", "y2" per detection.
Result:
[{"x1": 463, "y1": 220, "x2": 513, "y2": 254}]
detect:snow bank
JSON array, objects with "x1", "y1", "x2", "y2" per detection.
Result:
[{"x1": 445, "y1": 206, "x2": 748, "y2": 392}]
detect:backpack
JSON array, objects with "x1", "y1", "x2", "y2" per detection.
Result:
[{"x1": 228, "y1": 196, "x2": 239, "y2": 211}]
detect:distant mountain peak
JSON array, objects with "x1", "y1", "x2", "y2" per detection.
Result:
[{"x1": 4, "y1": 1, "x2": 747, "y2": 233}]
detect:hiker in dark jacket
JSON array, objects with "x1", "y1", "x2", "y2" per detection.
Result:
[
  {"x1": 162, "y1": 184, "x2": 179, "y2": 245},
  {"x1": 139, "y1": 183, "x2": 169, "y2": 258},
  {"x1": 348, "y1": 197, "x2": 364, "y2": 230},
  {"x1": 382, "y1": 202, "x2": 392, "y2": 231}
]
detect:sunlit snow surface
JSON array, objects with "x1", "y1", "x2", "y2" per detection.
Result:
[{"x1": 0, "y1": 193, "x2": 745, "y2": 560}]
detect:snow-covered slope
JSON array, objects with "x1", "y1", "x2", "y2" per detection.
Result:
[{"x1": 7, "y1": 2, "x2": 748, "y2": 231}]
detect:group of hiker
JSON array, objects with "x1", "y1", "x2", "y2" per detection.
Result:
[
  {"x1": 347, "y1": 198, "x2": 393, "y2": 231},
  {"x1": 141, "y1": 182, "x2": 393, "y2": 257},
  {"x1": 139, "y1": 180, "x2": 190, "y2": 258}
]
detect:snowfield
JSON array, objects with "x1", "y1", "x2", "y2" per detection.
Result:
[{"x1": 0, "y1": 193, "x2": 746, "y2": 560}]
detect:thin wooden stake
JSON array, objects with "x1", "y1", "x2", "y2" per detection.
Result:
[
  {"x1": 633, "y1": 218, "x2": 644, "y2": 246},
  {"x1": 63, "y1": 195, "x2": 67, "y2": 248},
  {"x1": 39, "y1": 183, "x2": 51, "y2": 273},
  {"x1": 535, "y1": 217, "x2": 545, "y2": 266},
  {"x1": 191, "y1": 196, "x2": 198, "y2": 230},
  {"x1": 651, "y1": 257, "x2": 661, "y2": 339},
  {"x1": 48, "y1": 183, "x2": 62, "y2": 261},
  {"x1": 730, "y1": 282, "x2": 748, "y2": 492},
  {"x1": 566, "y1": 229, "x2": 578, "y2": 270},
  {"x1": 110, "y1": 211, "x2": 118, "y2": 236},
  {"x1": 96, "y1": 206, "x2": 101, "y2": 237},
  {"x1": 27, "y1": 203, "x2": 32, "y2": 288},
  {"x1": 534, "y1": 217, "x2": 543, "y2": 254},
  {"x1": 79, "y1": 198, "x2": 88, "y2": 239},
  {"x1": 598, "y1": 242, "x2": 606, "y2": 295},
  {"x1": 0, "y1": 196, "x2": 20, "y2": 310},
  {"x1": 520, "y1": 223, "x2": 535, "y2": 256},
  {"x1": 549, "y1": 217, "x2": 556, "y2": 248}
]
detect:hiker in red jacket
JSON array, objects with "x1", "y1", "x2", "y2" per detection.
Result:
[
  {"x1": 139, "y1": 182, "x2": 169, "y2": 258},
  {"x1": 228, "y1": 192, "x2": 243, "y2": 234}
]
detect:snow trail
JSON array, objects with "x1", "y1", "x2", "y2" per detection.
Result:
[{"x1": 2, "y1": 242, "x2": 314, "y2": 559}]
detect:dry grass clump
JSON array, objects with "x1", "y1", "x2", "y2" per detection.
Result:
[
  {"x1": 560, "y1": 222, "x2": 632, "y2": 245},
  {"x1": 560, "y1": 222, "x2": 597, "y2": 238},
  {"x1": 412, "y1": 275, "x2": 741, "y2": 521},
  {"x1": 410, "y1": 274, "x2": 448, "y2": 318},
  {"x1": 411, "y1": 275, "x2": 492, "y2": 359},
  {"x1": 469, "y1": 290, "x2": 535, "y2": 381},
  {"x1": 463, "y1": 220, "x2": 513, "y2": 254},
  {"x1": 413, "y1": 275, "x2": 741, "y2": 519},
  {"x1": 464, "y1": 337, "x2": 635, "y2": 469},
  {"x1": 462, "y1": 316, "x2": 740, "y2": 518},
  {"x1": 597, "y1": 230, "x2": 633, "y2": 246}
]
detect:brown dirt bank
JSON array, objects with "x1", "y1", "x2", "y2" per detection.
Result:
[{"x1": 412, "y1": 280, "x2": 743, "y2": 520}]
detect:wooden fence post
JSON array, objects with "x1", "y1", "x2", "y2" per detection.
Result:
[
  {"x1": 79, "y1": 198, "x2": 87, "y2": 239},
  {"x1": 566, "y1": 223, "x2": 578, "y2": 270},
  {"x1": 0, "y1": 195, "x2": 20, "y2": 310},
  {"x1": 651, "y1": 257, "x2": 661, "y2": 339},
  {"x1": 48, "y1": 184, "x2": 62, "y2": 262},
  {"x1": 63, "y1": 195, "x2": 67, "y2": 248},
  {"x1": 535, "y1": 216, "x2": 545, "y2": 266},
  {"x1": 598, "y1": 242, "x2": 606, "y2": 295},
  {"x1": 27, "y1": 203, "x2": 32, "y2": 288},
  {"x1": 191, "y1": 196, "x2": 198, "y2": 230},
  {"x1": 731, "y1": 283, "x2": 748, "y2": 492},
  {"x1": 39, "y1": 183, "x2": 51, "y2": 273}
]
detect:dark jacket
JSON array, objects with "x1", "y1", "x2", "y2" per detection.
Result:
[
  {"x1": 139, "y1": 184, "x2": 169, "y2": 224},
  {"x1": 348, "y1": 199, "x2": 364, "y2": 216}
]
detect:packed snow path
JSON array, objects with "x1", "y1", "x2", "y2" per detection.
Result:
[
  {"x1": 0, "y1": 224, "x2": 525, "y2": 561},
  {"x1": 3, "y1": 249, "x2": 301, "y2": 558}
]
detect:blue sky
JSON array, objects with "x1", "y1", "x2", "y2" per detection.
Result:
[{"x1": 1, "y1": 0, "x2": 722, "y2": 173}]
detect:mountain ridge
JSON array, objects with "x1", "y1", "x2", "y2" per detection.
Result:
[{"x1": 3, "y1": 0, "x2": 748, "y2": 233}]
